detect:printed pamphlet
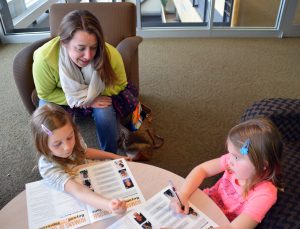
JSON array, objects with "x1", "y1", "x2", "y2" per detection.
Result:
[
  {"x1": 107, "y1": 185, "x2": 218, "y2": 229},
  {"x1": 26, "y1": 159, "x2": 145, "y2": 229}
]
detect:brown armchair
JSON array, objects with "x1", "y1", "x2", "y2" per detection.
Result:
[{"x1": 13, "y1": 2, "x2": 142, "y2": 114}]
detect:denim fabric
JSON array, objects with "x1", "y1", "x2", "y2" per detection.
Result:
[{"x1": 92, "y1": 106, "x2": 118, "y2": 153}]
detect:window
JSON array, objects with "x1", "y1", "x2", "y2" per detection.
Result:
[{"x1": 1, "y1": 0, "x2": 299, "y2": 43}]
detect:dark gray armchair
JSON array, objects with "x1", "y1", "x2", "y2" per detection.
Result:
[
  {"x1": 13, "y1": 2, "x2": 142, "y2": 114},
  {"x1": 241, "y1": 98, "x2": 300, "y2": 229}
]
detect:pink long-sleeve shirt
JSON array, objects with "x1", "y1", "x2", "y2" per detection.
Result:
[{"x1": 204, "y1": 153, "x2": 277, "y2": 222}]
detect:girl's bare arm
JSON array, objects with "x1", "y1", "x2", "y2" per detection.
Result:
[
  {"x1": 176, "y1": 158, "x2": 224, "y2": 214},
  {"x1": 85, "y1": 148, "x2": 129, "y2": 160},
  {"x1": 65, "y1": 178, "x2": 126, "y2": 214}
]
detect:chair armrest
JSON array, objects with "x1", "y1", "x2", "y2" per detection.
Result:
[
  {"x1": 117, "y1": 36, "x2": 143, "y2": 90},
  {"x1": 13, "y1": 38, "x2": 50, "y2": 114},
  {"x1": 117, "y1": 36, "x2": 143, "y2": 65},
  {"x1": 241, "y1": 98, "x2": 300, "y2": 141}
]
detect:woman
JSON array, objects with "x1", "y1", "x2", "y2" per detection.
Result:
[{"x1": 32, "y1": 10, "x2": 128, "y2": 153}]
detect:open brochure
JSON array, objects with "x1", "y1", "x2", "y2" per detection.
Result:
[
  {"x1": 26, "y1": 159, "x2": 145, "y2": 229},
  {"x1": 107, "y1": 186, "x2": 218, "y2": 229}
]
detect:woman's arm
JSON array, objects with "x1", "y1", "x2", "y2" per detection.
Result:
[
  {"x1": 85, "y1": 148, "x2": 128, "y2": 160},
  {"x1": 32, "y1": 38, "x2": 67, "y2": 105},
  {"x1": 65, "y1": 178, "x2": 126, "y2": 213},
  {"x1": 33, "y1": 60, "x2": 66, "y2": 104}
]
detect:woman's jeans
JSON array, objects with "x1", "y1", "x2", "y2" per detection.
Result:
[{"x1": 39, "y1": 100, "x2": 118, "y2": 153}]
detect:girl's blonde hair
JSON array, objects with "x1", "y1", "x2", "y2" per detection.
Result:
[
  {"x1": 58, "y1": 9, "x2": 117, "y2": 86},
  {"x1": 227, "y1": 117, "x2": 283, "y2": 196},
  {"x1": 30, "y1": 103, "x2": 85, "y2": 173}
]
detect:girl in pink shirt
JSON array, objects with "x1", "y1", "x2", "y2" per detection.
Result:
[{"x1": 174, "y1": 117, "x2": 283, "y2": 229}]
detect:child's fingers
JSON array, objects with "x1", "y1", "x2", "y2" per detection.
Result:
[
  {"x1": 110, "y1": 199, "x2": 127, "y2": 214},
  {"x1": 125, "y1": 156, "x2": 133, "y2": 161},
  {"x1": 169, "y1": 199, "x2": 182, "y2": 214},
  {"x1": 175, "y1": 205, "x2": 182, "y2": 214},
  {"x1": 171, "y1": 200, "x2": 189, "y2": 215},
  {"x1": 111, "y1": 199, "x2": 126, "y2": 210},
  {"x1": 120, "y1": 200, "x2": 127, "y2": 209},
  {"x1": 183, "y1": 204, "x2": 190, "y2": 215},
  {"x1": 110, "y1": 199, "x2": 120, "y2": 210}
]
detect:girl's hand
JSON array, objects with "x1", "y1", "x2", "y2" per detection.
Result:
[
  {"x1": 170, "y1": 192, "x2": 190, "y2": 215},
  {"x1": 111, "y1": 154, "x2": 132, "y2": 161},
  {"x1": 109, "y1": 199, "x2": 127, "y2": 214},
  {"x1": 90, "y1": 96, "x2": 112, "y2": 108},
  {"x1": 124, "y1": 156, "x2": 133, "y2": 161}
]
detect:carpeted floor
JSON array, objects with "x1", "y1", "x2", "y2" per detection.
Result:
[{"x1": 0, "y1": 37, "x2": 300, "y2": 209}]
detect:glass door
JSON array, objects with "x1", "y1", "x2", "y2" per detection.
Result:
[
  {"x1": 281, "y1": 0, "x2": 300, "y2": 37},
  {"x1": 137, "y1": 0, "x2": 285, "y2": 38},
  {"x1": 0, "y1": 0, "x2": 64, "y2": 34},
  {"x1": 1, "y1": 0, "x2": 299, "y2": 43}
]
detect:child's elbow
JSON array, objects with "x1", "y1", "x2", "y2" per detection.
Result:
[{"x1": 64, "y1": 179, "x2": 86, "y2": 195}]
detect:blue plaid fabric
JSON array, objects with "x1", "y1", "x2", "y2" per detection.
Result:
[{"x1": 241, "y1": 98, "x2": 300, "y2": 229}]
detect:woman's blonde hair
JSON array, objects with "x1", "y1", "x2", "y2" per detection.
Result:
[
  {"x1": 227, "y1": 117, "x2": 283, "y2": 196},
  {"x1": 30, "y1": 103, "x2": 85, "y2": 173},
  {"x1": 58, "y1": 9, "x2": 117, "y2": 86}
]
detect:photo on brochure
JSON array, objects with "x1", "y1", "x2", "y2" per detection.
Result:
[
  {"x1": 26, "y1": 159, "x2": 145, "y2": 229},
  {"x1": 107, "y1": 186, "x2": 218, "y2": 229}
]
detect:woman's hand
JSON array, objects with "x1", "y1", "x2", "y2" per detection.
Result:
[
  {"x1": 90, "y1": 96, "x2": 112, "y2": 108},
  {"x1": 109, "y1": 198, "x2": 127, "y2": 214}
]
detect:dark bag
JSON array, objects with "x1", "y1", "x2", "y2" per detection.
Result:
[
  {"x1": 119, "y1": 104, "x2": 164, "y2": 161},
  {"x1": 112, "y1": 82, "x2": 139, "y2": 118}
]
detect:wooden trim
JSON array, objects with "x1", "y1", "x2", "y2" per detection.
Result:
[{"x1": 231, "y1": 0, "x2": 239, "y2": 27}]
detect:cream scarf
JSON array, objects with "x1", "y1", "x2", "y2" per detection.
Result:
[{"x1": 59, "y1": 46, "x2": 105, "y2": 108}]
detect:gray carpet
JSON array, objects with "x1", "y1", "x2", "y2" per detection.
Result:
[{"x1": 1, "y1": 38, "x2": 300, "y2": 209}]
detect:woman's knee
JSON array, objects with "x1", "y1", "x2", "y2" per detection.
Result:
[{"x1": 93, "y1": 106, "x2": 117, "y2": 126}]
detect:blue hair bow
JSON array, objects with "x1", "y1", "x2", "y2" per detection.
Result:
[{"x1": 240, "y1": 139, "x2": 250, "y2": 155}]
